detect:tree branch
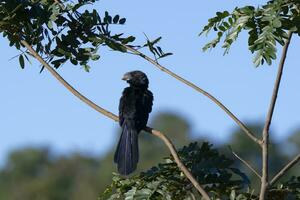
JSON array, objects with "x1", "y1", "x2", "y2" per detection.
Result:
[
  {"x1": 230, "y1": 147, "x2": 261, "y2": 179},
  {"x1": 270, "y1": 152, "x2": 300, "y2": 186},
  {"x1": 104, "y1": 36, "x2": 261, "y2": 145},
  {"x1": 259, "y1": 31, "x2": 293, "y2": 200},
  {"x1": 20, "y1": 40, "x2": 211, "y2": 200}
]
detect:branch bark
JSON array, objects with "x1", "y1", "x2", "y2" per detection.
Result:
[
  {"x1": 259, "y1": 31, "x2": 293, "y2": 200},
  {"x1": 104, "y1": 36, "x2": 261, "y2": 145},
  {"x1": 270, "y1": 152, "x2": 300, "y2": 186},
  {"x1": 20, "y1": 40, "x2": 211, "y2": 200}
]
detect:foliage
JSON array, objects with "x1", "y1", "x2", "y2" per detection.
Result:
[
  {"x1": 101, "y1": 142, "x2": 250, "y2": 200},
  {"x1": 200, "y1": 0, "x2": 300, "y2": 66},
  {"x1": 0, "y1": 0, "x2": 171, "y2": 71},
  {"x1": 267, "y1": 176, "x2": 300, "y2": 199}
]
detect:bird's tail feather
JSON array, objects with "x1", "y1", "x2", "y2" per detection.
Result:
[{"x1": 114, "y1": 121, "x2": 139, "y2": 175}]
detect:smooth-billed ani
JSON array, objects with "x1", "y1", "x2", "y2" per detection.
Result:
[{"x1": 114, "y1": 71, "x2": 153, "y2": 175}]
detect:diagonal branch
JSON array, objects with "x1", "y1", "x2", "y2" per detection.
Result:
[
  {"x1": 105, "y1": 36, "x2": 261, "y2": 145},
  {"x1": 230, "y1": 147, "x2": 261, "y2": 179},
  {"x1": 259, "y1": 31, "x2": 293, "y2": 200},
  {"x1": 20, "y1": 40, "x2": 211, "y2": 200},
  {"x1": 270, "y1": 152, "x2": 300, "y2": 186},
  {"x1": 262, "y1": 30, "x2": 293, "y2": 147},
  {"x1": 146, "y1": 127, "x2": 211, "y2": 199}
]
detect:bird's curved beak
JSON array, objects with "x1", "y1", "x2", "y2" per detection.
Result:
[{"x1": 122, "y1": 73, "x2": 131, "y2": 81}]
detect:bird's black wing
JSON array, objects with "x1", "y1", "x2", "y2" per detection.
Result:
[
  {"x1": 115, "y1": 87, "x2": 153, "y2": 175},
  {"x1": 115, "y1": 87, "x2": 140, "y2": 175},
  {"x1": 143, "y1": 89, "x2": 153, "y2": 114},
  {"x1": 134, "y1": 89, "x2": 153, "y2": 131}
]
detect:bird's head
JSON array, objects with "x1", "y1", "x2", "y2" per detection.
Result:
[{"x1": 122, "y1": 70, "x2": 149, "y2": 89}]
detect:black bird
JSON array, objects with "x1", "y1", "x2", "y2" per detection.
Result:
[{"x1": 114, "y1": 71, "x2": 153, "y2": 175}]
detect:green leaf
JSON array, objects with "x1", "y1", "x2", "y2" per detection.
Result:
[
  {"x1": 121, "y1": 36, "x2": 136, "y2": 44},
  {"x1": 19, "y1": 55, "x2": 25, "y2": 69},
  {"x1": 273, "y1": 18, "x2": 282, "y2": 28},
  {"x1": 91, "y1": 54, "x2": 100, "y2": 61},
  {"x1": 158, "y1": 52, "x2": 173, "y2": 59},
  {"x1": 229, "y1": 17, "x2": 234, "y2": 25},
  {"x1": 39, "y1": 66, "x2": 45, "y2": 73},
  {"x1": 70, "y1": 58, "x2": 78, "y2": 65},
  {"x1": 253, "y1": 51, "x2": 263, "y2": 67},
  {"x1": 219, "y1": 25, "x2": 226, "y2": 31},
  {"x1": 51, "y1": 58, "x2": 67, "y2": 68},
  {"x1": 83, "y1": 64, "x2": 91, "y2": 72},
  {"x1": 263, "y1": 54, "x2": 272, "y2": 65},
  {"x1": 151, "y1": 37, "x2": 162, "y2": 45},
  {"x1": 113, "y1": 15, "x2": 120, "y2": 23},
  {"x1": 223, "y1": 21, "x2": 230, "y2": 28},
  {"x1": 119, "y1": 18, "x2": 126, "y2": 24},
  {"x1": 104, "y1": 11, "x2": 112, "y2": 23},
  {"x1": 47, "y1": 21, "x2": 53, "y2": 29},
  {"x1": 105, "y1": 40, "x2": 127, "y2": 52}
]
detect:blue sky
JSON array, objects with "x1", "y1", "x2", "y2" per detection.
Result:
[{"x1": 1, "y1": 0, "x2": 299, "y2": 165}]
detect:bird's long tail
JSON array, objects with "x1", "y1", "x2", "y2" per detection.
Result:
[{"x1": 114, "y1": 121, "x2": 139, "y2": 175}]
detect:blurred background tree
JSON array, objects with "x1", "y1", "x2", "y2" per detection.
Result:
[
  {"x1": 0, "y1": 111, "x2": 298, "y2": 199},
  {"x1": 0, "y1": 112, "x2": 193, "y2": 200},
  {"x1": 219, "y1": 124, "x2": 294, "y2": 192}
]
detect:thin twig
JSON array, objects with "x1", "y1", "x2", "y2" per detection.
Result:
[
  {"x1": 20, "y1": 40, "x2": 211, "y2": 200},
  {"x1": 259, "y1": 31, "x2": 293, "y2": 200},
  {"x1": 229, "y1": 147, "x2": 261, "y2": 179},
  {"x1": 270, "y1": 153, "x2": 300, "y2": 186},
  {"x1": 104, "y1": 36, "x2": 261, "y2": 145}
]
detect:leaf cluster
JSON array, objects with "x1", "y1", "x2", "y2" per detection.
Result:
[
  {"x1": 143, "y1": 36, "x2": 173, "y2": 61},
  {"x1": 101, "y1": 142, "x2": 300, "y2": 199},
  {"x1": 100, "y1": 142, "x2": 250, "y2": 200},
  {"x1": 0, "y1": 0, "x2": 171, "y2": 71},
  {"x1": 200, "y1": 0, "x2": 300, "y2": 66},
  {"x1": 267, "y1": 176, "x2": 300, "y2": 199}
]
